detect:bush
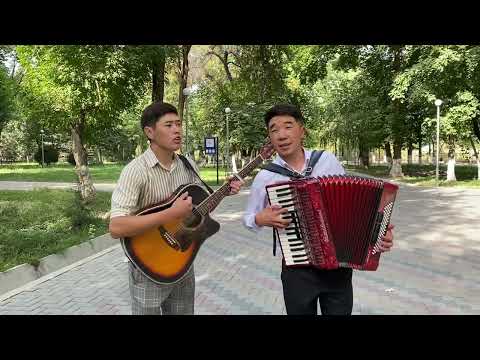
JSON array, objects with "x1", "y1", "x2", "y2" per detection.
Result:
[{"x1": 34, "y1": 145, "x2": 59, "y2": 165}]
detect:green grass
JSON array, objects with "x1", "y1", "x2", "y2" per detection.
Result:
[
  {"x1": 0, "y1": 163, "x2": 123, "y2": 183},
  {"x1": 345, "y1": 163, "x2": 480, "y2": 188},
  {"x1": 0, "y1": 163, "x2": 231, "y2": 186},
  {"x1": 0, "y1": 189, "x2": 111, "y2": 272},
  {"x1": 0, "y1": 161, "x2": 250, "y2": 273},
  {"x1": 198, "y1": 166, "x2": 229, "y2": 185}
]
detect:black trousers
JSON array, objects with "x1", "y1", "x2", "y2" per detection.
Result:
[{"x1": 281, "y1": 262, "x2": 353, "y2": 315}]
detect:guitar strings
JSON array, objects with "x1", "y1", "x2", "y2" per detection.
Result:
[{"x1": 166, "y1": 152, "x2": 268, "y2": 237}]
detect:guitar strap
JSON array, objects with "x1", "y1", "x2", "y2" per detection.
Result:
[{"x1": 177, "y1": 154, "x2": 215, "y2": 195}]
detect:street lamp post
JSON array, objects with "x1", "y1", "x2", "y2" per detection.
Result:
[
  {"x1": 435, "y1": 99, "x2": 443, "y2": 185},
  {"x1": 40, "y1": 129, "x2": 45, "y2": 168},
  {"x1": 182, "y1": 88, "x2": 191, "y2": 157},
  {"x1": 182, "y1": 85, "x2": 199, "y2": 158},
  {"x1": 225, "y1": 107, "x2": 231, "y2": 173}
]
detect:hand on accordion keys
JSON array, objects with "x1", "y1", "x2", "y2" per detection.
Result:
[
  {"x1": 378, "y1": 224, "x2": 395, "y2": 252},
  {"x1": 254, "y1": 205, "x2": 292, "y2": 229}
]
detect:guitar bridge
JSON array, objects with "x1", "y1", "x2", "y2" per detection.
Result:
[{"x1": 158, "y1": 227, "x2": 181, "y2": 251}]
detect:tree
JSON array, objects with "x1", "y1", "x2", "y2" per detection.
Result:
[
  {"x1": 391, "y1": 45, "x2": 480, "y2": 181},
  {"x1": 0, "y1": 58, "x2": 14, "y2": 138},
  {"x1": 205, "y1": 45, "x2": 240, "y2": 82},
  {"x1": 310, "y1": 62, "x2": 389, "y2": 167},
  {"x1": 187, "y1": 45, "x2": 300, "y2": 162},
  {"x1": 34, "y1": 144, "x2": 59, "y2": 165},
  {"x1": 332, "y1": 45, "x2": 418, "y2": 176},
  {"x1": 16, "y1": 45, "x2": 148, "y2": 201},
  {"x1": 176, "y1": 45, "x2": 192, "y2": 122}
]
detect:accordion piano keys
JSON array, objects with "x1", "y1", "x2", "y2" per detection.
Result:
[
  {"x1": 266, "y1": 176, "x2": 399, "y2": 271},
  {"x1": 267, "y1": 187, "x2": 310, "y2": 265}
]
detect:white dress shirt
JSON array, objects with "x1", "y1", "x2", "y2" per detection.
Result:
[{"x1": 243, "y1": 148, "x2": 345, "y2": 232}]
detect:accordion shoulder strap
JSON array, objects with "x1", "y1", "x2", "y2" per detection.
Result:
[
  {"x1": 304, "y1": 150, "x2": 324, "y2": 177},
  {"x1": 261, "y1": 150, "x2": 325, "y2": 179},
  {"x1": 260, "y1": 163, "x2": 304, "y2": 178}
]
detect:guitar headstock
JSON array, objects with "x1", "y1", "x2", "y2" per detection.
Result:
[{"x1": 259, "y1": 140, "x2": 275, "y2": 160}]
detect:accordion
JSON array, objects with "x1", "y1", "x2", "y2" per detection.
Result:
[{"x1": 266, "y1": 175, "x2": 398, "y2": 271}]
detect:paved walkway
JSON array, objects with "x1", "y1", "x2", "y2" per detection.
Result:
[
  {"x1": 1, "y1": 182, "x2": 479, "y2": 314},
  {"x1": 0, "y1": 181, "x2": 116, "y2": 192}
]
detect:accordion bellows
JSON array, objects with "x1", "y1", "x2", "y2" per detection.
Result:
[{"x1": 266, "y1": 175, "x2": 399, "y2": 271}]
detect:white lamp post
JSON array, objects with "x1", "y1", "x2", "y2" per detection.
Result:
[
  {"x1": 182, "y1": 85, "x2": 199, "y2": 157},
  {"x1": 40, "y1": 129, "x2": 45, "y2": 167},
  {"x1": 434, "y1": 99, "x2": 443, "y2": 184},
  {"x1": 225, "y1": 107, "x2": 231, "y2": 173}
]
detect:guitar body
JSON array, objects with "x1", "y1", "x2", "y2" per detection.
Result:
[{"x1": 121, "y1": 184, "x2": 220, "y2": 284}]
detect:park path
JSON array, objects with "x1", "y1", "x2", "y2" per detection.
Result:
[{"x1": 1, "y1": 182, "x2": 479, "y2": 314}]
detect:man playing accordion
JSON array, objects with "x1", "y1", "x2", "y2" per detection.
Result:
[{"x1": 243, "y1": 104, "x2": 395, "y2": 315}]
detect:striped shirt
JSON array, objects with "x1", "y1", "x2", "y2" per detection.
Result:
[{"x1": 110, "y1": 147, "x2": 201, "y2": 219}]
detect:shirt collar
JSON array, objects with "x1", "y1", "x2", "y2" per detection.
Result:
[
  {"x1": 273, "y1": 148, "x2": 312, "y2": 173},
  {"x1": 144, "y1": 146, "x2": 178, "y2": 171}
]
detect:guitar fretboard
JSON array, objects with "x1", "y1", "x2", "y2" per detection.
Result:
[{"x1": 196, "y1": 154, "x2": 266, "y2": 215}]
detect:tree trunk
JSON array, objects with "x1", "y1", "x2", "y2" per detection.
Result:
[
  {"x1": 96, "y1": 147, "x2": 103, "y2": 165},
  {"x1": 207, "y1": 47, "x2": 235, "y2": 82},
  {"x1": 359, "y1": 139, "x2": 369, "y2": 168},
  {"x1": 384, "y1": 141, "x2": 392, "y2": 165},
  {"x1": 389, "y1": 47, "x2": 405, "y2": 178},
  {"x1": 473, "y1": 117, "x2": 480, "y2": 143},
  {"x1": 417, "y1": 123, "x2": 422, "y2": 165},
  {"x1": 418, "y1": 140, "x2": 422, "y2": 165},
  {"x1": 470, "y1": 136, "x2": 480, "y2": 180},
  {"x1": 389, "y1": 141, "x2": 404, "y2": 177},
  {"x1": 222, "y1": 50, "x2": 234, "y2": 82},
  {"x1": 250, "y1": 148, "x2": 255, "y2": 162},
  {"x1": 231, "y1": 154, "x2": 238, "y2": 172},
  {"x1": 152, "y1": 50, "x2": 166, "y2": 102},
  {"x1": 177, "y1": 45, "x2": 192, "y2": 121},
  {"x1": 407, "y1": 142, "x2": 413, "y2": 165},
  {"x1": 135, "y1": 143, "x2": 143, "y2": 158},
  {"x1": 71, "y1": 114, "x2": 96, "y2": 202},
  {"x1": 10, "y1": 57, "x2": 16, "y2": 78},
  {"x1": 446, "y1": 136, "x2": 456, "y2": 182}
]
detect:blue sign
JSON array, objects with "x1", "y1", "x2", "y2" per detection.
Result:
[{"x1": 205, "y1": 137, "x2": 217, "y2": 155}]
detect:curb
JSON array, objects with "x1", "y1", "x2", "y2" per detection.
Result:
[{"x1": 0, "y1": 233, "x2": 118, "y2": 297}]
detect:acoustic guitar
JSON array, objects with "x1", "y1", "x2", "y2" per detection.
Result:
[{"x1": 121, "y1": 142, "x2": 275, "y2": 284}]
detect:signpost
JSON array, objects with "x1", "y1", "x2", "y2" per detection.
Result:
[{"x1": 205, "y1": 137, "x2": 219, "y2": 185}]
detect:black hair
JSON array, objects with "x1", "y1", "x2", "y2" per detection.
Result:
[
  {"x1": 264, "y1": 103, "x2": 305, "y2": 128},
  {"x1": 140, "y1": 101, "x2": 178, "y2": 130}
]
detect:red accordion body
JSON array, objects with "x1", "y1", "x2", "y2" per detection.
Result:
[{"x1": 266, "y1": 175, "x2": 398, "y2": 271}]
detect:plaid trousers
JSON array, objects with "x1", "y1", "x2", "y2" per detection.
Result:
[{"x1": 128, "y1": 262, "x2": 195, "y2": 315}]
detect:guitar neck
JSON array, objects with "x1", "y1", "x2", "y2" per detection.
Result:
[{"x1": 196, "y1": 154, "x2": 266, "y2": 215}]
